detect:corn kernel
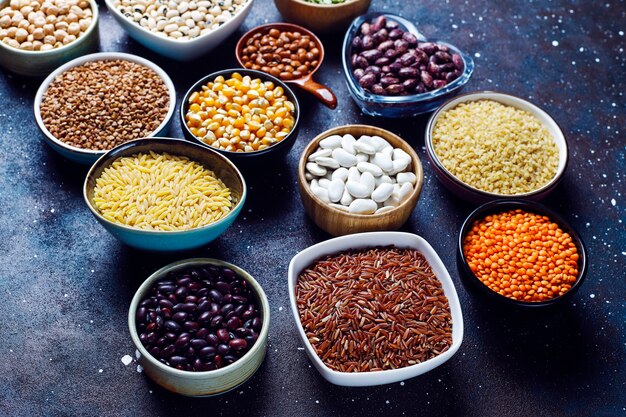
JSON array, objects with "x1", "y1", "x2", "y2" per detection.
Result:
[
  {"x1": 233, "y1": 117, "x2": 245, "y2": 129},
  {"x1": 283, "y1": 118, "x2": 294, "y2": 129}
]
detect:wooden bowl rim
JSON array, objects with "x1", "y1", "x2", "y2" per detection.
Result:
[{"x1": 298, "y1": 124, "x2": 423, "y2": 219}]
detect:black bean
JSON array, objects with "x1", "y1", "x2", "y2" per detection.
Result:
[
  {"x1": 224, "y1": 355, "x2": 237, "y2": 365},
  {"x1": 196, "y1": 328, "x2": 209, "y2": 339},
  {"x1": 351, "y1": 35, "x2": 362, "y2": 50},
  {"x1": 221, "y1": 268, "x2": 236, "y2": 281},
  {"x1": 251, "y1": 317, "x2": 262, "y2": 331},
  {"x1": 184, "y1": 321, "x2": 200, "y2": 332},
  {"x1": 198, "y1": 299, "x2": 211, "y2": 312},
  {"x1": 214, "y1": 354, "x2": 224, "y2": 369},
  {"x1": 222, "y1": 294, "x2": 233, "y2": 303},
  {"x1": 169, "y1": 356, "x2": 188, "y2": 366},
  {"x1": 160, "y1": 344, "x2": 175, "y2": 358},
  {"x1": 217, "y1": 328, "x2": 230, "y2": 343},
  {"x1": 136, "y1": 307, "x2": 148, "y2": 323},
  {"x1": 229, "y1": 338, "x2": 247, "y2": 351},
  {"x1": 164, "y1": 320, "x2": 181, "y2": 332},
  {"x1": 190, "y1": 338, "x2": 208, "y2": 349},
  {"x1": 206, "y1": 333, "x2": 219, "y2": 347},
  {"x1": 149, "y1": 346, "x2": 161, "y2": 357},
  {"x1": 217, "y1": 344, "x2": 230, "y2": 356},
  {"x1": 210, "y1": 315, "x2": 223, "y2": 328},
  {"x1": 208, "y1": 289, "x2": 223, "y2": 304},
  {"x1": 389, "y1": 62, "x2": 403, "y2": 74},
  {"x1": 244, "y1": 335, "x2": 256, "y2": 347},
  {"x1": 140, "y1": 297, "x2": 156, "y2": 308},
  {"x1": 241, "y1": 308, "x2": 256, "y2": 320},
  {"x1": 156, "y1": 284, "x2": 176, "y2": 294},
  {"x1": 185, "y1": 295, "x2": 198, "y2": 304},
  {"x1": 175, "y1": 334, "x2": 190, "y2": 350},
  {"x1": 199, "y1": 346, "x2": 217, "y2": 359},
  {"x1": 172, "y1": 311, "x2": 188, "y2": 323},
  {"x1": 177, "y1": 276, "x2": 192, "y2": 287},
  {"x1": 215, "y1": 281, "x2": 231, "y2": 294},
  {"x1": 198, "y1": 311, "x2": 212, "y2": 324},
  {"x1": 227, "y1": 317, "x2": 241, "y2": 331},
  {"x1": 192, "y1": 358, "x2": 203, "y2": 371},
  {"x1": 221, "y1": 303, "x2": 235, "y2": 316}
]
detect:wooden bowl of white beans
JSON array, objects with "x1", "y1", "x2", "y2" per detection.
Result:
[
  {"x1": 0, "y1": 0, "x2": 99, "y2": 76},
  {"x1": 298, "y1": 124, "x2": 423, "y2": 236}
]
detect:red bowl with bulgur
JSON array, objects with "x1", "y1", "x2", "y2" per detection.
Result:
[
  {"x1": 457, "y1": 200, "x2": 588, "y2": 308},
  {"x1": 34, "y1": 52, "x2": 176, "y2": 164},
  {"x1": 425, "y1": 91, "x2": 569, "y2": 204}
]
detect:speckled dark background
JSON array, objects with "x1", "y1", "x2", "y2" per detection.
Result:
[{"x1": 0, "y1": 0, "x2": 624, "y2": 416}]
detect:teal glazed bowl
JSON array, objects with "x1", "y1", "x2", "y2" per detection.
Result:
[
  {"x1": 83, "y1": 138, "x2": 246, "y2": 251},
  {"x1": 129, "y1": 258, "x2": 270, "y2": 396}
]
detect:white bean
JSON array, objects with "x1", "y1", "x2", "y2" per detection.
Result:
[
  {"x1": 357, "y1": 161, "x2": 383, "y2": 177},
  {"x1": 315, "y1": 157, "x2": 340, "y2": 169},
  {"x1": 319, "y1": 134, "x2": 342, "y2": 149},
  {"x1": 340, "y1": 188, "x2": 354, "y2": 206},
  {"x1": 375, "y1": 174, "x2": 394, "y2": 186},
  {"x1": 369, "y1": 135, "x2": 392, "y2": 151},
  {"x1": 347, "y1": 166, "x2": 361, "y2": 182},
  {"x1": 345, "y1": 180, "x2": 371, "y2": 199},
  {"x1": 395, "y1": 182, "x2": 413, "y2": 202},
  {"x1": 355, "y1": 153, "x2": 369, "y2": 163},
  {"x1": 308, "y1": 148, "x2": 332, "y2": 161},
  {"x1": 305, "y1": 162, "x2": 326, "y2": 177},
  {"x1": 353, "y1": 140, "x2": 376, "y2": 155},
  {"x1": 371, "y1": 182, "x2": 394, "y2": 203},
  {"x1": 318, "y1": 178, "x2": 331, "y2": 189},
  {"x1": 348, "y1": 199, "x2": 377, "y2": 214},
  {"x1": 329, "y1": 203, "x2": 348, "y2": 212},
  {"x1": 371, "y1": 152, "x2": 393, "y2": 173},
  {"x1": 375, "y1": 206, "x2": 395, "y2": 214},
  {"x1": 332, "y1": 148, "x2": 357, "y2": 167},
  {"x1": 396, "y1": 172, "x2": 417, "y2": 185},
  {"x1": 331, "y1": 167, "x2": 349, "y2": 182},
  {"x1": 392, "y1": 148, "x2": 411, "y2": 162},
  {"x1": 312, "y1": 186, "x2": 330, "y2": 203},
  {"x1": 388, "y1": 158, "x2": 410, "y2": 175},
  {"x1": 304, "y1": 172, "x2": 314, "y2": 181},
  {"x1": 341, "y1": 134, "x2": 356, "y2": 154},
  {"x1": 359, "y1": 171, "x2": 375, "y2": 194},
  {"x1": 327, "y1": 179, "x2": 344, "y2": 203}
]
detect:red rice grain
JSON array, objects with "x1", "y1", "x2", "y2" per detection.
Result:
[{"x1": 296, "y1": 247, "x2": 453, "y2": 372}]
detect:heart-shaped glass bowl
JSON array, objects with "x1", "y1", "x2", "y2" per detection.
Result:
[{"x1": 342, "y1": 13, "x2": 474, "y2": 118}]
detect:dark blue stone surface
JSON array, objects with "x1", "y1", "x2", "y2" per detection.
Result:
[{"x1": 0, "y1": 0, "x2": 624, "y2": 416}]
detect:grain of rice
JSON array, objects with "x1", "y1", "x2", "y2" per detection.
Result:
[
  {"x1": 432, "y1": 99, "x2": 559, "y2": 195},
  {"x1": 92, "y1": 151, "x2": 232, "y2": 231},
  {"x1": 296, "y1": 247, "x2": 452, "y2": 373}
]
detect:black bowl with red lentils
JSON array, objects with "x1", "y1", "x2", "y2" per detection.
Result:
[{"x1": 457, "y1": 200, "x2": 587, "y2": 308}]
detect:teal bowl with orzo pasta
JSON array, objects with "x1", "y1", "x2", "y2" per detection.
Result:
[{"x1": 83, "y1": 138, "x2": 246, "y2": 251}]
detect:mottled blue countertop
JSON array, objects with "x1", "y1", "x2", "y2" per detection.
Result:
[{"x1": 0, "y1": 0, "x2": 624, "y2": 416}]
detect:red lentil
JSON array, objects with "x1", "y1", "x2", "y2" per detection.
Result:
[{"x1": 463, "y1": 209, "x2": 579, "y2": 302}]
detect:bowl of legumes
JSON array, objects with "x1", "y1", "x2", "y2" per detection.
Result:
[
  {"x1": 298, "y1": 124, "x2": 423, "y2": 236},
  {"x1": 83, "y1": 138, "x2": 246, "y2": 251},
  {"x1": 129, "y1": 258, "x2": 270, "y2": 396},
  {"x1": 458, "y1": 200, "x2": 587, "y2": 308},
  {"x1": 342, "y1": 13, "x2": 474, "y2": 118},
  {"x1": 180, "y1": 69, "x2": 300, "y2": 165},
  {"x1": 34, "y1": 52, "x2": 176, "y2": 164},
  {"x1": 425, "y1": 91, "x2": 568, "y2": 204},
  {"x1": 274, "y1": 0, "x2": 371, "y2": 34},
  {"x1": 0, "y1": 0, "x2": 99, "y2": 76},
  {"x1": 288, "y1": 231, "x2": 464, "y2": 386},
  {"x1": 104, "y1": 0, "x2": 254, "y2": 60}
]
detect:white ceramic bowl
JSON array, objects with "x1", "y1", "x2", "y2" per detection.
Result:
[
  {"x1": 129, "y1": 258, "x2": 270, "y2": 396},
  {"x1": 287, "y1": 231, "x2": 463, "y2": 386},
  {"x1": 34, "y1": 52, "x2": 176, "y2": 164},
  {"x1": 425, "y1": 91, "x2": 569, "y2": 204},
  {"x1": 0, "y1": 0, "x2": 99, "y2": 77},
  {"x1": 104, "y1": 0, "x2": 254, "y2": 60}
]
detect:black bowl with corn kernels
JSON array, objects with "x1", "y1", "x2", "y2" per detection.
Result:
[{"x1": 180, "y1": 68, "x2": 301, "y2": 166}]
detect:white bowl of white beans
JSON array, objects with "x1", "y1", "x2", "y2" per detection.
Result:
[
  {"x1": 0, "y1": 0, "x2": 99, "y2": 76},
  {"x1": 104, "y1": 0, "x2": 254, "y2": 60}
]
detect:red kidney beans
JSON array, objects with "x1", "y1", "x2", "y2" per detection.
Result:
[
  {"x1": 135, "y1": 265, "x2": 263, "y2": 372},
  {"x1": 350, "y1": 15, "x2": 464, "y2": 96}
]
